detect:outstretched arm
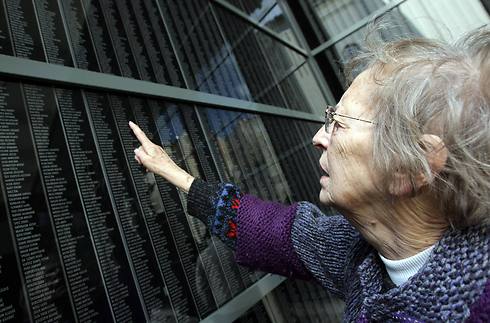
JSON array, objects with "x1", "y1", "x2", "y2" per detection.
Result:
[
  {"x1": 129, "y1": 121, "x2": 313, "y2": 278},
  {"x1": 130, "y1": 122, "x2": 361, "y2": 292},
  {"x1": 187, "y1": 177, "x2": 363, "y2": 295},
  {"x1": 187, "y1": 179, "x2": 314, "y2": 280}
]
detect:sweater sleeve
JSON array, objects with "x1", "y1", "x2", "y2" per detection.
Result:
[
  {"x1": 234, "y1": 195, "x2": 312, "y2": 280},
  {"x1": 187, "y1": 179, "x2": 362, "y2": 287},
  {"x1": 291, "y1": 203, "x2": 361, "y2": 298},
  {"x1": 187, "y1": 179, "x2": 312, "y2": 279}
]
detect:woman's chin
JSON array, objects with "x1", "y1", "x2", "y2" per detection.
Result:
[{"x1": 319, "y1": 187, "x2": 334, "y2": 205}]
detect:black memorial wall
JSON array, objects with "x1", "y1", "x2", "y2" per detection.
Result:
[{"x1": 0, "y1": 0, "x2": 324, "y2": 321}]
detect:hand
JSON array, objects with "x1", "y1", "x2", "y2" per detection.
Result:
[{"x1": 129, "y1": 121, "x2": 195, "y2": 193}]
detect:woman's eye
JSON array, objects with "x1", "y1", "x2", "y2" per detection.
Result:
[{"x1": 333, "y1": 121, "x2": 344, "y2": 130}]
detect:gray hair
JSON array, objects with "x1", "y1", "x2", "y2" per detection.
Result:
[{"x1": 346, "y1": 24, "x2": 490, "y2": 228}]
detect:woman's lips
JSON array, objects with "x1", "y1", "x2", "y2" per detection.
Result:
[
  {"x1": 320, "y1": 163, "x2": 330, "y2": 177},
  {"x1": 319, "y1": 161, "x2": 331, "y2": 187},
  {"x1": 320, "y1": 175, "x2": 329, "y2": 186}
]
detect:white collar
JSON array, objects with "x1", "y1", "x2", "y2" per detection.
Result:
[{"x1": 378, "y1": 245, "x2": 435, "y2": 286}]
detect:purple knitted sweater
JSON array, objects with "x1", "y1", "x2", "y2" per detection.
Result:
[{"x1": 187, "y1": 179, "x2": 490, "y2": 322}]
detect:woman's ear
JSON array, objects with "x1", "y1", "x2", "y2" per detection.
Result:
[
  {"x1": 389, "y1": 134, "x2": 447, "y2": 197},
  {"x1": 418, "y1": 134, "x2": 448, "y2": 178},
  {"x1": 389, "y1": 172, "x2": 415, "y2": 197}
]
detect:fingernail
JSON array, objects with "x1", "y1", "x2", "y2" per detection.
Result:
[
  {"x1": 134, "y1": 148, "x2": 139, "y2": 154},
  {"x1": 129, "y1": 121, "x2": 134, "y2": 126}
]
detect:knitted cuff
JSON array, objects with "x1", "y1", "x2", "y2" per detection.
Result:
[
  {"x1": 187, "y1": 179, "x2": 241, "y2": 249},
  {"x1": 187, "y1": 178, "x2": 218, "y2": 224},
  {"x1": 211, "y1": 184, "x2": 241, "y2": 248}
]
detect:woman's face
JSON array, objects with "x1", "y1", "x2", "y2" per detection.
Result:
[{"x1": 313, "y1": 71, "x2": 380, "y2": 210}]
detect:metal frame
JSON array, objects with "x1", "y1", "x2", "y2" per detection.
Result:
[
  {"x1": 201, "y1": 274, "x2": 286, "y2": 323},
  {"x1": 0, "y1": 54, "x2": 323, "y2": 123},
  {"x1": 310, "y1": 0, "x2": 408, "y2": 57}
]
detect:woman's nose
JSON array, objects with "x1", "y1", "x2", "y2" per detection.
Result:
[{"x1": 312, "y1": 125, "x2": 329, "y2": 150}]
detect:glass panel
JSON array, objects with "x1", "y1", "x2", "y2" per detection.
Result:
[
  {"x1": 0, "y1": 74, "x2": 334, "y2": 320},
  {"x1": 319, "y1": 8, "x2": 419, "y2": 88},
  {"x1": 214, "y1": 5, "x2": 309, "y2": 109},
  {"x1": 0, "y1": 81, "x2": 76, "y2": 322},
  {"x1": 162, "y1": 104, "x2": 253, "y2": 294},
  {"x1": 198, "y1": 108, "x2": 292, "y2": 202},
  {"x1": 4, "y1": 0, "x2": 46, "y2": 62},
  {"x1": 0, "y1": 0, "x2": 318, "y2": 110},
  {"x1": 196, "y1": 106, "x2": 333, "y2": 212},
  {"x1": 279, "y1": 63, "x2": 328, "y2": 114},
  {"x1": 225, "y1": 0, "x2": 246, "y2": 11},
  {"x1": 225, "y1": 0, "x2": 276, "y2": 21},
  {"x1": 159, "y1": 0, "x2": 251, "y2": 99},
  {"x1": 223, "y1": 1, "x2": 302, "y2": 46},
  {"x1": 260, "y1": 116, "x2": 336, "y2": 214}
]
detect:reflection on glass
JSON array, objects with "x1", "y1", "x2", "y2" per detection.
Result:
[
  {"x1": 306, "y1": 0, "x2": 387, "y2": 42},
  {"x1": 267, "y1": 279, "x2": 344, "y2": 322},
  {"x1": 257, "y1": 30, "x2": 304, "y2": 81},
  {"x1": 320, "y1": 9, "x2": 420, "y2": 89},
  {"x1": 260, "y1": 4, "x2": 301, "y2": 46},
  {"x1": 128, "y1": 97, "x2": 216, "y2": 320},
  {"x1": 198, "y1": 108, "x2": 292, "y2": 202},
  {"x1": 310, "y1": 0, "x2": 489, "y2": 45},
  {"x1": 261, "y1": 115, "x2": 337, "y2": 214},
  {"x1": 159, "y1": 0, "x2": 250, "y2": 100},
  {"x1": 234, "y1": 0, "x2": 276, "y2": 21},
  {"x1": 224, "y1": 0, "x2": 299, "y2": 45},
  {"x1": 213, "y1": 5, "x2": 318, "y2": 109},
  {"x1": 234, "y1": 301, "x2": 272, "y2": 322},
  {"x1": 313, "y1": 0, "x2": 489, "y2": 94},
  {"x1": 149, "y1": 101, "x2": 220, "y2": 318},
  {"x1": 163, "y1": 104, "x2": 234, "y2": 307}
]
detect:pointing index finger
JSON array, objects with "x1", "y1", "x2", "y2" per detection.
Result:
[{"x1": 129, "y1": 121, "x2": 153, "y2": 149}]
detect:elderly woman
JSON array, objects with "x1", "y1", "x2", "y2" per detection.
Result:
[{"x1": 129, "y1": 26, "x2": 489, "y2": 321}]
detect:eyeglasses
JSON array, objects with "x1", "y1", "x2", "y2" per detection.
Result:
[{"x1": 325, "y1": 105, "x2": 375, "y2": 133}]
